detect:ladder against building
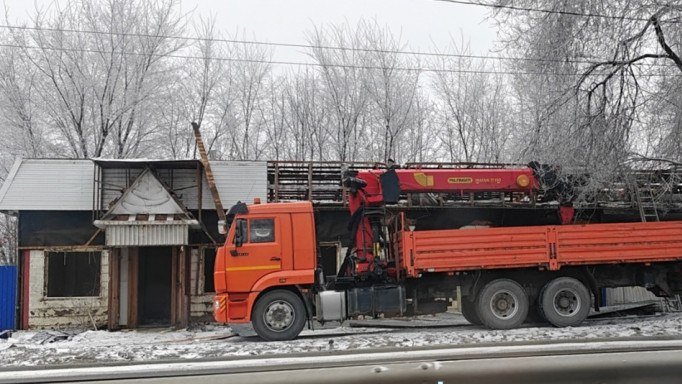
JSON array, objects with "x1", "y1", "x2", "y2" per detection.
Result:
[
  {"x1": 629, "y1": 165, "x2": 682, "y2": 311},
  {"x1": 629, "y1": 164, "x2": 682, "y2": 222},
  {"x1": 629, "y1": 171, "x2": 661, "y2": 222},
  {"x1": 191, "y1": 122, "x2": 226, "y2": 232}
]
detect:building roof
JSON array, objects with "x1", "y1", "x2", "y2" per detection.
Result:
[
  {"x1": 0, "y1": 158, "x2": 267, "y2": 212},
  {"x1": 92, "y1": 158, "x2": 200, "y2": 169},
  {"x1": 0, "y1": 158, "x2": 95, "y2": 211}
]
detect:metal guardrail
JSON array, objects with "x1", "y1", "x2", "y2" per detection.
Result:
[{"x1": 4, "y1": 338, "x2": 682, "y2": 383}]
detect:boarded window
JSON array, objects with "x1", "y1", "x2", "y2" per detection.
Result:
[
  {"x1": 204, "y1": 248, "x2": 216, "y2": 293},
  {"x1": 250, "y1": 219, "x2": 275, "y2": 243},
  {"x1": 46, "y1": 252, "x2": 101, "y2": 297}
]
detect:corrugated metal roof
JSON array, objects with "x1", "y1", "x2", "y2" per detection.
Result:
[
  {"x1": 0, "y1": 158, "x2": 94, "y2": 211},
  {"x1": 203, "y1": 161, "x2": 267, "y2": 210},
  {"x1": 0, "y1": 158, "x2": 267, "y2": 212},
  {"x1": 104, "y1": 223, "x2": 191, "y2": 246}
]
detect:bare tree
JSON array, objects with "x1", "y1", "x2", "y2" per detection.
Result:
[
  {"x1": 262, "y1": 76, "x2": 287, "y2": 160},
  {"x1": 359, "y1": 20, "x2": 420, "y2": 163},
  {"x1": 400, "y1": 89, "x2": 437, "y2": 163},
  {"x1": 0, "y1": 214, "x2": 17, "y2": 265},
  {"x1": 211, "y1": 35, "x2": 271, "y2": 160},
  {"x1": 7, "y1": 0, "x2": 187, "y2": 158},
  {"x1": 491, "y1": 0, "x2": 682, "y2": 173},
  {"x1": 0, "y1": 43, "x2": 45, "y2": 159},
  {"x1": 431, "y1": 37, "x2": 512, "y2": 163},
  {"x1": 306, "y1": 23, "x2": 369, "y2": 162},
  {"x1": 281, "y1": 68, "x2": 330, "y2": 160}
]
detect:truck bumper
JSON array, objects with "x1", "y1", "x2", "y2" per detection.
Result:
[
  {"x1": 213, "y1": 294, "x2": 229, "y2": 324},
  {"x1": 213, "y1": 292, "x2": 255, "y2": 325}
]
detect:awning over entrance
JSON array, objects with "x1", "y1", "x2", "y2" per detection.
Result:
[
  {"x1": 94, "y1": 218, "x2": 196, "y2": 246},
  {"x1": 94, "y1": 168, "x2": 198, "y2": 246}
]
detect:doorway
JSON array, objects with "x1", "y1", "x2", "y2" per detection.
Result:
[{"x1": 137, "y1": 247, "x2": 172, "y2": 326}]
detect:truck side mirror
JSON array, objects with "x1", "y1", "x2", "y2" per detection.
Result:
[
  {"x1": 235, "y1": 226, "x2": 243, "y2": 247},
  {"x1": 233, "y1": 219, "x2": 246, "y2": 248}
]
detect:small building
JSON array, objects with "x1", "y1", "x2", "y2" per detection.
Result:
[{"x1": 0, "y1": 158, "x2": 266, "y2": 329}]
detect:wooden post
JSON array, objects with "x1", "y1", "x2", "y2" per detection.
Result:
[
  {"x1": 107, "y1": 249, "x2": 121, "y2": 330},
  {"x1": 127, "y1": 248, "x2": 139, "y2": 328},
  {"x1": 274, "y1": 162, "x2": 280, "y2": 202},
  {"x1": 183, "y1": 246, "x2": 191, "y2": 327},
  {"x1": 196, "y1": 162, "x2": 203, "y2": 223},
  {"x1": 20, "y1": 250, "x2": 30, "y2": 330},
  {"x1": 170, "y1": 247, "x2": 178, "y2": 327},
  {"x1": 307, "y1": 162, "x2": 313, "y2": 201}
]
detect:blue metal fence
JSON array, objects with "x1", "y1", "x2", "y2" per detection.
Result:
[{"x1": 0, "y1": 266, "x2": 18, "y2": 331}]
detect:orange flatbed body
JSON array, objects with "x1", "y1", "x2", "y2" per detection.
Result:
[{"x1": 397, "y1": 221, "x2": 682, "y2": 277}]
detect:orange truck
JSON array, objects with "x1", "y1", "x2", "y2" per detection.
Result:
[{"x1": 213, "y1": 165, "x2": 682, "y2": 340}]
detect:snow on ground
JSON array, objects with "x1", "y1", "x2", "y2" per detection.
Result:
[{"x1": 2, "y1": 312, "x2": 682, "y2": 367}]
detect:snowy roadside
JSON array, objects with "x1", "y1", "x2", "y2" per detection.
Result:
[{"x1": 2, "y1": 313, "x2": 682, "y2": 367}]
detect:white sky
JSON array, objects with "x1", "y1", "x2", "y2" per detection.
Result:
[{"x1": 3, "y1": 0, "x2": 498, "y2": 64}]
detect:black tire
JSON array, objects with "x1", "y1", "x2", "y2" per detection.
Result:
[
  {"x1": 461, "y1": 297, "x2": 482, "y2": 325},
  {"x1": 252, "y1": 290, "x2": 307, "y2": 341},
  {"x1": 475, "y1": 279, "x2": 529, "y2": 330},
  {"x1": 539, "y1": 277, "x2": 591, "y2": 327}
]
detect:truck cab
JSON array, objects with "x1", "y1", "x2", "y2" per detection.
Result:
[{"x1": 213, "y1": 201, "x2": 317, "y2": 340}]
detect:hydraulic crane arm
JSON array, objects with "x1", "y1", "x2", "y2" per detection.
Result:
[
  {"x1": 344, "y1": 167, "x2": 537, "y2": 213},
  {"x1": 339, "y1": 164, "x2": 572, "y2": 282}
]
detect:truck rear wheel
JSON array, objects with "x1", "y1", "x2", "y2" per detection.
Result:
[
  {"x1": 461, "y1": 297, "x2": 482, "y2": 325},
  {"x1": 476, "y1": 279, "x2": 529, "y2": 329},
  {"x1": 539, "y1": 277, "x2": 590, "y2": 327},
  {"x1": 252, "y1": 289, "x2": 307, "y2": 341}
]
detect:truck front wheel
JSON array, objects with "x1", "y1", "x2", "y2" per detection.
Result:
[
  {"x1": 476, "y1": 279, "x2": 529, "y2": 329},
  {"x1": 252, "y1": 289, "x2": 307, "y2": 341},
  {"x1": 539, "y1": 277, "x2": 590, "y2": 327}
]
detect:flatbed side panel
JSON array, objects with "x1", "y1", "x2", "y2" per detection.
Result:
[
  {"x1": 556, "y1": 221, "x2": 682, "y2": 266},
  {"x1": 397, "y1": 221, "x2": 682, "y2": 277},
  {"x1": 403, "y1": 226, "x2": 549, "y2": 276}
]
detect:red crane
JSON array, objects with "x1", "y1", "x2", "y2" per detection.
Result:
[{"x1": 341, "y1": 164, "x2": 573, "y2": 280}]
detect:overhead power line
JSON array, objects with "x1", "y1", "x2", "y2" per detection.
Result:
[
  {"x1": 0, "y1": 23, "x2": 676, "y2": 68},
  {"x1": 433, "y1": 0, "x2": 674, "y2": 22},
  {"x1": 0, "y1": 42, "x2": 677, "y2": 78}
]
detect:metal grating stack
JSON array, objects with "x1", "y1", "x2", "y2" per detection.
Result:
[{"x1": 267, "y1": 161, "x2": 383, "y2": 205}]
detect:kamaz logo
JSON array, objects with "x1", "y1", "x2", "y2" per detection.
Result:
[{"x1": 447, "y1": 177, "x2": 473, "y2": 184}]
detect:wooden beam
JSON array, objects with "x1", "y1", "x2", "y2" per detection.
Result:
[
  {"x1": 183, "y1": 246, "x2": 191, "y2": 327},
  {"x1": 196, "y1": 162, "x2": 203, "y2": 223},
  {"x1": 274, "y1": 162, "x2": 279, "y2": 202},
  {"x1": 107, "y1": 249, "x2": 120, "y2": 330},
  {"x1": 83, "y1": 228, "x2": 102, "y2": 247},
  {"x1": 20, "y1": 250, "x2": 30, "y2": 330},
  {"x1": 170, "y1": 247, "x2": 178, "y2": 327},
  {"x1": 191, "y1": 122, "x2": 225, "y2": 223},
  {"x1": 127, "y1": 248, "x2": 138, "y2": 328},
  {"x1": 195, "y1": 248, "x2": 202, "y2": 296},
  {"x1": 307, "y1": 162, "x2": 313, "y2": 201}
]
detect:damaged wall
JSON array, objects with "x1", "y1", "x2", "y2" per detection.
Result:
[
  {"x1": 190, "y1": 247, "x2": 214, "y2": 322},
  {"x1": 28, "y1": 250, "x2": 109, "y2": 329}
]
